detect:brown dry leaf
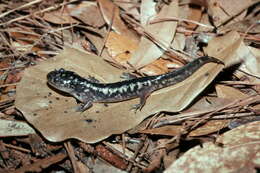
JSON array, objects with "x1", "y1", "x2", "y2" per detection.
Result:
[
  {"x1": 139, "y1": 59, "x2": 181, "y2": 76},
  {"x1": 164, "y1": 121, "x2": 260, "y2": 173},
  {"x1": 204, "y1": 31, "x2": 244, "y2": 67},
  {"x1": 216, "y1": 84, "x2": 249, "y2": 99},
  {"x1": 16, "y1": 46, "x2": 224, "y2": 143},
  {"x1": 8, "y1": 27, "x2": 42, "y2": 53},
  {"x1": 97, "y1": 0, "x2": 137, "y2": 39},
  {"x1": 69, "y1": 1, "x2": 105, "y2": 28},
  {"x1": 205, "y1": 31, "x2": 260, "y2": 82},
  {"x1": 129, "y1": 1, "x2": 179, "y2": 69},
  {"x1": 105, "y1": 31, "x2": 138, "y2": 67},
  {"x1": 179, "y1": 4, "x2": 202, "y2": 29},
  {"x1": 215, "y1": 84, "x2": 256, "y2": 129},
  {"x1": 9, "y1": 27, "x2": 40, "y2": 43},
  {"x1": 115, "y1": 0, "x2": 139, "y2": 21},
  {"x1": 196, "y1": 12, "x2": 213, "y2": 32},
  {"x1": 220, "y1": 14, "x2": 260, "y2": 33},
  {"x1": 171, "y1": 33, "x2": 186, "y2": 51},
  {"x1": 189, "y1": 120, "x2": 230, "y2": 136},
  {"x1": 84, "y1": 27, "x2": 107, "y2": 51},
  {"x1": 140, "y1": 125, "x2": 182, "y2": 136},
  {"x1": 105, "y1": 32, "x2": 180, "y2": 75},
  {"x1": 207, "y1": 0, "x2": 253, "y2": 27},
  {"x1": 43, "y1": 7, "x2": 78, "y2": 24},
  {"x1": 185, "y1": 97, "x2": 232, "y2": 112}
]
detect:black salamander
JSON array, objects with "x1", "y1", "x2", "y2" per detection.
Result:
[{"x1": 47, "y1": 56, "x2": 223, "y2": 112}]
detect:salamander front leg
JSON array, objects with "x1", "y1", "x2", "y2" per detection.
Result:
[
  {"x1": 75, "y1": 101, "x2": 93, "y2": 112},
  {"x1": 87, "y1": 75, "x2": 100, "y2": 83},
  {"x1": 120, "y1": 72, "x2": 137, "y2": 80}
]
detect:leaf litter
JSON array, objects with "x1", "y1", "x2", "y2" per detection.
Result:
[{"x1": 0, "y1": 0, "x2": 259, "y2": 172}]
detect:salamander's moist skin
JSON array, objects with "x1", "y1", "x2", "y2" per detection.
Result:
[{"x1": 47, "y1": 56, "x2": 223, "y2": 112}]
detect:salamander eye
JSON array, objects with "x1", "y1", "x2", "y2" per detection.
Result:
[{"x1": 59, "y1": 68, "x2": 65, "y2": 72}]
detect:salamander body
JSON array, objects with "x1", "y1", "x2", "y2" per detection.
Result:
[{"x1": 47, "y1": 56, "x2": 223, "y2": 112}]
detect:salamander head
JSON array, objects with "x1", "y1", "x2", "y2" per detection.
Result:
[{"x1": 47, "y1": 68, "x2": 83, "y2": 93}]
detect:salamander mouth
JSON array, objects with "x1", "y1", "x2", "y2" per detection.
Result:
[
  {"x1": 47, "y1": 79, "x2": 74, "y2": 94},
  {"x1": 47, "y1": 71, "x2": 60, "y2": 87}
]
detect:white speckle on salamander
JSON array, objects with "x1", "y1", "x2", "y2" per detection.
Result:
[
  {"x1": 73, "y1": 78, "x2": 78, "y2": 82},
  {"x1": 129, "y1": 83, "x2": 135, "y2": 91},
  {"x1": 118, "y1": 86, "x2": 127, "y2": 93},
  {"x1": 122, "y1": 86, "x2": 128, "y2": 92},
  {"x1": 84, "y1": 89, "x2": 89, "y2": 92},
  {"x1": 102, "y1": 87, "x2": 109, "y2": 95},
  {"x1": 79, "y1": 81, "x2": 88, "y2": 87},
  {"x1": 64, "y1": 80, "x2": 71, "y2": 84},
  {"x1": 86, "y1": 82, "x2": 91, "y2": 87},
  {"x1": 156, "y1": 75, "x2": 164, "y2": 80},
  {"x1": 139, "y1": 81, "x2": 151, "y2": 87},
  {"x1": 161, "y1": 80, "x2": 166, "y2": 85},
  {"x1": 118, "y1": 87, "x2": 123, "y2": 93},
  {"x1": 137, "y1": 82, "x2": 143, "y2": 90},
  {"x1": 108, "y1": 88, "x2": 117, "y2": 96},
  {"x1": 91, "y1": 86, "x2": 98, "y2": 91}
]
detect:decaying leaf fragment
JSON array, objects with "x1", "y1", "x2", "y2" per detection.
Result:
[
  {"x1": 15, "y1": 46, "x2": 224, "y2": 143},
  {"x1": 0, "y1": 119, "x2": 35, "y2": 137}
]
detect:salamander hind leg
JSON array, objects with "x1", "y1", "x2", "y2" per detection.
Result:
[{"x1": 130, "y1": 91, "x2": 151, "y2": 112}]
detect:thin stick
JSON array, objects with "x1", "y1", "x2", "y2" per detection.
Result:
[
  {"x1": 0, "y1": 0, "x2": 43, "y2": 19},
  {"x1": 0, "y1": 0, "x2": 79, "y2": 26},
  {"x1": 150, "y1": 17, "x2": 214, "y2": 29},
  {"x1": 4, "y1": 143, "x2": 31, "y2": 153},
  {"x1": 98, "y1": 5, "x2": 116, "y2": 57}
]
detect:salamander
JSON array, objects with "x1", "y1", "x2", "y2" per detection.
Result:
[{"x1": 47, "y1": 56, "x2": 223, "y2": 112}]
